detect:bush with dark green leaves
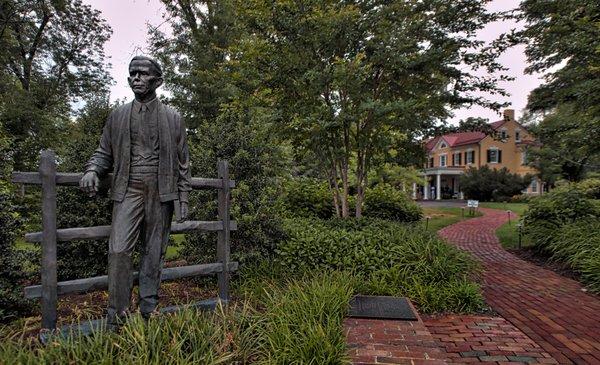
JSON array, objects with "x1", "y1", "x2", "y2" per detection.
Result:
[
  {"x1": 522, "y1": 188, "x2": 600, "y2": 253},
  {"x1": 572, "y1": 178, "x2": 600, "y2": 199},
  {"x1": 180, "y1": 106, "x2": 288, "y2": 266},
  {"x1": 0, "y1": 185, "x2": 34, "y2": 322},
  {"x1": 522, "y1": 187, "x2": 600, "y2": 292},
  {"x1": 280, "y1": 177, "x2": 333, "y2": 219},
  {"x1": 460, "y1": 166, "x2": 532, "y2": 202},
  {"x1": 53, "y1": 99, "x2": 115, "y2": 280},
  {"x1": 274, "y1": 217, "x2": 484, "y2": 313},
  {"x1": 364, "y1": 184, "x2": 422, "y2": 222}
]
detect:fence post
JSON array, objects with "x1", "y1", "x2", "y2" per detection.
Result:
[
  {"x1": 40, "y1": 150, "x2": 57, "y2": 331},
  {"x1": 217, "y1": 160, "x2": 231, "y2": 302}
]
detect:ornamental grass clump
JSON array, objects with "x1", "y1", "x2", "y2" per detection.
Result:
[
  {"x1": 0, "y1": 274, "x2": 355, "y2": 364},
  {"x1": 548, "y1": 220, "x2": 600, "y2": 293},
  {"x1": 257, "y1": 272, "x2": 353, "y2": 365},
  {"x1": 0, "y1": 302, "x2": 261, "y2": 364}
]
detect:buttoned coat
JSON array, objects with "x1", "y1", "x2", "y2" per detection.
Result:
[{"x1": 85, "y1": 100, "x2": 191, "y2": 203}]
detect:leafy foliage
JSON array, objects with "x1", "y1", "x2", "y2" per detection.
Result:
[
  {"x1": 0, "y1": 0, "x2": 112, "y2": 170},
  {"x1": 506, "y1": 1, "x2": 600, "y2": 181},
  {"x1": 274, "y1": 218, "x2": 484, "y2": 313},
  {"x1": 364, "y1": 184, "x2": 422, "y2": 222},
  {"x1": 522, "y1": 187, "x2": 600, "y2": 253},
  {"x1": 180, "y1": 105, "x2": 288, "y2": 265},
  {"x1": 54, "y1": 97, "x2": 115, "y2": 280},
  {"x1": 460, "y1": 166, "x2": 532, "y2": 202},
  {"x1": 280, "y1": 177, "x2": 334, "y2": 219},
  {"x1": 234, "y1": 0, "x2": 510, "y2": 217},
  {"x1": 0, "y1": 184, "x2": 34, "y2": 322}
]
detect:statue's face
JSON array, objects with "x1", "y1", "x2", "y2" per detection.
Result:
[{"x1": 128, "y1": 60, "x2": 163, "y2": 97}]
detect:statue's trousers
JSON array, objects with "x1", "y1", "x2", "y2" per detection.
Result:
[{"x1": 107, "y1": 172, "x2": 173, "y2": 324}]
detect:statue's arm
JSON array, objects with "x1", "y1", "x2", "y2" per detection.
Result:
[
  {"x1": 176, "y1": 113, "x2": 192, "y2": 203},
  {"x1": 84, "y1": 113, "x2": 114, "y2": 177}
]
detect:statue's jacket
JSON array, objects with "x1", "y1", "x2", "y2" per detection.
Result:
[{"x1": 85, "y1": 100, "x2": 191, "y2": 203}]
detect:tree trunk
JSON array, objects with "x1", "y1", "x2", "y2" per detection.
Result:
[
  {"x1": 339, "y1": 159, "x2": 350, "y2": 218},
  {"x1": 327, "y1": 161, "x2": 342, "y2": 217}
]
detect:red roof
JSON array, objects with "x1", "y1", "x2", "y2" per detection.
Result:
[{"x1": 424, "y1": 119, "x2": 506, "y2": 151}]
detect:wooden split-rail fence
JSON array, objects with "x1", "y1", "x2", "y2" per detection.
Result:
[{"x1": 12, "y1": 150, "x2": 237, "y2": 332}]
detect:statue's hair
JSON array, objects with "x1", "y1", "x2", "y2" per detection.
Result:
[{"x1": 130, "y1": 56, "x2": 163, "y2": 76}]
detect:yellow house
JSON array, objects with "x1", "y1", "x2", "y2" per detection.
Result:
[{"x1": 414, "y1": 109, "x2": 543, "y2": 200}]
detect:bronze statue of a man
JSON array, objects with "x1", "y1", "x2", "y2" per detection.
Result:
[{"x1": 80, "y1": 56, "x2": 191, "y2": 326}]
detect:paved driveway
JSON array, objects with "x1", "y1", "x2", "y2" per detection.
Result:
[{"x1": 417, "y1": 200, "x2": 467, "y2": 208}]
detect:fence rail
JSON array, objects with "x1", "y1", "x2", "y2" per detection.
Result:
[{"x1": 12, "y1": 150, "x2": 237, "y2": 332}]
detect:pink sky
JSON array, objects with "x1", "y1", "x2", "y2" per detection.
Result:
[{"x1": 85, "y1": 0, "x2": 543, "y2": 125}]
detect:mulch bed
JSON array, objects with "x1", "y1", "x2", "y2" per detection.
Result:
[{"x1": 3, "y1": 260, "x2": 222, "y2": 340}]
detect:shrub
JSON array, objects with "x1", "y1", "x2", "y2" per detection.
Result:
[
  {"x1": 280, "y1": 177, "x2": 334, "y2": 219},
  {"x1": 274, "y1": 218, "x2": 484, "y2": 313},
  {"x1": 363, "y1": 184, "x2": 422, "y2": 222},
  {"x1": 53, "y1": 99, "x2": 114, "y2": 280},
  {"x1": 460, "y1": 166, "x2": 532, "y2": 202},
  {"x1": 547, "y1": 219, "x2": 600, "y2": 293},
  {"x1": 510, "y1": 194, "x2": 531, "y2": 203},
  {"x1": 0, "y1": 184, "x2": 34, "y2": 322},
  {"x1": 523, "y1": 188, "x2": 600, "y2": 252},
  {"x1": 573, "y1": 178, "x2": 600, "y2": 199},
  {"x1": 180, "y1": 106, "x2": 288, "y2": 266}
]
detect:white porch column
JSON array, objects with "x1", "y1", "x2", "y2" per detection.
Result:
[
  {"x1": 436, "y1": 173, "x2": 441, "y2": 200},
  {"x1": 412, "y1": 182, "x2": 417, "y2": 200},
  {"x1": 424, "y1": 178, "x2": 430, "y2": 200},
  {"x1": 454, "y1": 177, "x2": 459, "y2": 196}
]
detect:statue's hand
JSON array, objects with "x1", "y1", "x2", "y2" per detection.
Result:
[
  {"x1": 179, "y1": 201, "x2": 188, "y2": 222},
  {"x1": 80, "y1": 171, "x2": 100, "y2": 197}
]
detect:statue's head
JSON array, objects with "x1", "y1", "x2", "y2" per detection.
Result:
[{"x1": 128, "y1": 56, "x2": 163, "y2": 99}]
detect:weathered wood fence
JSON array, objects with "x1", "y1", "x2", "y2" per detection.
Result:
[{"x1": 12, "y1": 150, "x2": 237, "y2": 332}]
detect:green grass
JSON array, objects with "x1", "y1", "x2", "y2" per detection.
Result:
[
  {"x1": 479, "y1": 202, "x2": 529, "y2": 249},
  {"x1": 422, "y1": 207, "x2": 483, "y2": 232},
  {"x1": 480, "y1": 202, "x2": 528, "y2": 216},
  {"x1": 495, "y1": 220, "x2": 531, "y2": 249}
]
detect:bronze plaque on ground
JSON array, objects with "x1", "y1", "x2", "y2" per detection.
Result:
[{"x1": 348, "y1": 295, "x2": 418, "y2": 320}]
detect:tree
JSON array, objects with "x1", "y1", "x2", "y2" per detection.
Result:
[
  {"x1": 54, "y1": 96, "x2": 115, "y2": 280},
  {"x1": 504, "y1": 1, "x2": 600, "y2": 181},
  {"x1": 234, "y1": 0, "x2": 509, "y2": 218},
  {"x1": 460, "y1": 166, "x2": 532, "y2": 202},
  {"x1": 0, "y1": 0, "x2": 112, "y2": 169},
  {"x1": 151, "y1": 1, "x2": 289, "y2": 263}
]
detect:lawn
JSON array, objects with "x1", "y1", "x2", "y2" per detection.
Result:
[
  {"x1": 422, "y1": 206, "x2": 482, "y2": 232},
  {"x1": 480, "y1": 202, "x2": 530, "y2": 249}
]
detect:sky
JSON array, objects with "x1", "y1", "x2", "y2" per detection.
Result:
[{"x1": 84, "y1": 0, "x2": 545, "y2": 125}]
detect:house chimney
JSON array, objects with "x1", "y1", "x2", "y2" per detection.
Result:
[{"x1": 503, "y1": 109, "x2": 515, "y2": 121}]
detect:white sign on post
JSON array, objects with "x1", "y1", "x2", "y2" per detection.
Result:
[{"x1": 467, "y1": 200, "x2": 479, "y2": 208}]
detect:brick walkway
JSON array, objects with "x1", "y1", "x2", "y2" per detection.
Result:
[
  {"x1": 344, "y1": 316, "x2": 448, "y2": 364},
  {"x1": 439, "y1": 208, "x2": 600, "y2": 365},
  {"x1": 424, "y1": 314, "x2": 558, "y2": 364}
]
